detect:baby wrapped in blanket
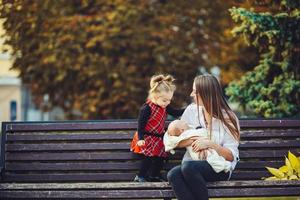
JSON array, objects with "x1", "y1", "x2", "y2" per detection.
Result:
[{"x1": 163, "y1": 119, "x2": 231, "y2": 173}]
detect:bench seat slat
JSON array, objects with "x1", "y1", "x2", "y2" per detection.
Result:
[
  {"x1": 208, "y1": 187, "x2": 300, "y2": 197},
  {"x1": 1, "y1": 187, "x2": 300, "y2": 198},
  {"x1": 0, "y1": 190, "x2": 173, "y2": 199},
  {"x1": 1, "y1": 180, "x2": 300, "y2": 189}
]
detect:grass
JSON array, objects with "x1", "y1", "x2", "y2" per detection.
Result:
[{"x1": 211, "y1": 197, "x2": 299, "y2": 200}]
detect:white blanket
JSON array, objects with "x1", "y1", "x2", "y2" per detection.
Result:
[{"x1": 163, "y1": 129, "x2": 231, "y2": 173}]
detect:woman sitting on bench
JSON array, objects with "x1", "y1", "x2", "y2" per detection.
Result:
[{"x1": 167, "y1": 74, "x2": 240, "y2": 200}]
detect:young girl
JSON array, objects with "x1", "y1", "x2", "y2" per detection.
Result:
[{"x1": 130, "y1": 74, "x2": 184, "y2": 182}]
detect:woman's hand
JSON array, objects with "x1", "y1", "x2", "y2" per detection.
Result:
[
  {"x1": 192, "y1": 137, "x2": 235, "y2": 161},
  {"x1": 191, "y1": 137, "x2": 211, "y2": 152},
  {"x1": 176, "y1": 136, "x2": 199, "y2": 148},
  {"x1": 197, "y1": 149, "x2": 208, "y2": 160},
  {"x1": 137, "y1": 140, "x2": 145, "y2": 146}
]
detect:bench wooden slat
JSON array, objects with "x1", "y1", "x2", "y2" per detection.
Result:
[
  {"x1": 7, "y1": 129, "x2": 300, "y2": 142},
  {"x1": 1, "y1": 187, "x2": 299, "y2": 198},
  {"x1": 6, "y1": 140, "x2": 299, "y2": 152},
  {"x1": 6, "y1": 162, "x2": 141, "y2": 171},
  {"x1": 234, "y1": 160, "x2": 284, "y2": 169},
  {"x1": 239, "y1": 149, "x2": 300, "y2": 158},
  {"x1": 1, "y1": 180, "x2": 299, "y2": 189},
  {"x1": 3, "y1": 173, "x2": 135, "y2": 182},
  {"x1": 5, "y1": 120, "x2": 300, "y2": 132},
  {"x1": 3, "y1": 171, "x2": 270, "y2": 182},
  {"x1": 0, "y1": 190, "x2": 175, "y2": 199},
  {"x1": 241, "y1": 129, "x2": 300, "y2": 138},
  {"x1": 5, "y1": 152, "x2": 139, "y2": 161},
  {"x1": 5, "y1": 122, "x2": 138, "y2": 132},
  {"x1": 231, "y1": 171, "x2": 270, "y2": 180},
  {"x1": 6, "y1": 132, "x2": 133, "y2": 141},
  {"x1": 239, "y1": 139, "x2": 300, "y2": 148},
  {"x1": 6, "y1": 149, "x2": 299, "y2": 161},
  {"x1": 6, "y1": 143, "x2": 131, "y2": 151},
  {"x1": 5, "y1": 160, "x2": 284, "y2": 171},
  {"x1": 208, "y1": 187, "x2": 300, "y2": 197}
]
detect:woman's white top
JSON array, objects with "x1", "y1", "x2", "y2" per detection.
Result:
[
  {"x1": 180, "y1": 103, "x2": 240, "y2": 174},
  {"x1": 164, "y1": 128, "x2": 232, "y2": 173}
]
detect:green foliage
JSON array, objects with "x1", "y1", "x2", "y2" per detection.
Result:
[
  {"x1": 226, "y1": 1, "x2": 300, "y2": 118},
  {"x1": 1, "y1": 0, "x2": 255, "y2": 119},
  {"x1": 264, "y1": 151, "x2": 300, "y2": 180}
]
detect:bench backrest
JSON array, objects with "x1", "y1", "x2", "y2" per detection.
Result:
[{"x1": 1, "y1": 120, "x2": 300, "y2": 183}]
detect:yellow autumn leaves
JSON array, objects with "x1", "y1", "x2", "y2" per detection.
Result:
[{"x1": 264, "y1": 151, "x2": 300, "y2": 180}]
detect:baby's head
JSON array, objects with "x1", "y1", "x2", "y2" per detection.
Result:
[{"x1": 167, "y1": 120, "x2": 189, "y2": 136}]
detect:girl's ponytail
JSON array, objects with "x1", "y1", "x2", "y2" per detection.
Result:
[{"x1": 148, "y1": 74, "x2": 176, "y2": 100}]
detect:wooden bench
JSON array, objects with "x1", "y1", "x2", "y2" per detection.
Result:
[{"x1": 0, "y1": 119, "x2": 300, "y2": 199}]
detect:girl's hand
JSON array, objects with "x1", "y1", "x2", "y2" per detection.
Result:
[
  {"x1": 191, "y1": 137, "x2": 211, "y2": 152},
  {"x1": 137, "y1": 140, "x2": 145, "y2": 147}
]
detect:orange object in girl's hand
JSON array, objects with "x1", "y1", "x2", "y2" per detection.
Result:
[{"x1": 130, "y1": 132, "x2": 143, "y2": 154}]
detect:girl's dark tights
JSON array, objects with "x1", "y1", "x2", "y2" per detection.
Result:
[{"x1": 138, "y1": 155, "x2": 164, "y2": 178}]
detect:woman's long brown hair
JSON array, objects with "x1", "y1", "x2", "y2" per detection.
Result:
[{"x1": 194, "y1": 75, "x2": 240, "y2": 141}]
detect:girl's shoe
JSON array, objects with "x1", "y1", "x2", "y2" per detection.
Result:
[{"x1": 133, "y1": 175, "x2": 147, "y2": 182}]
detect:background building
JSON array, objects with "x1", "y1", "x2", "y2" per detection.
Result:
[
  {"x1": 0, "y1": 53, "x2": 21, "y2": 123},
  {"x1": 0, "y1": 19, "x2": 21, "y2": 123},
  {"x1": 0, "y1": 20, "x2": 59, "y2": 123}
]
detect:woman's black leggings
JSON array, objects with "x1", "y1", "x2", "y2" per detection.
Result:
[
  {"x1": 138, "y1": 155, "x2": 164, "y2": 178},
  {"x1": 167, "y1": 160, "x2": 229, "y2": 200}
]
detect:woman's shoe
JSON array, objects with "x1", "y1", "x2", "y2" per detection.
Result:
[{"x1": 133, "y1": 175, "x2": 147, "y2": 182}]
